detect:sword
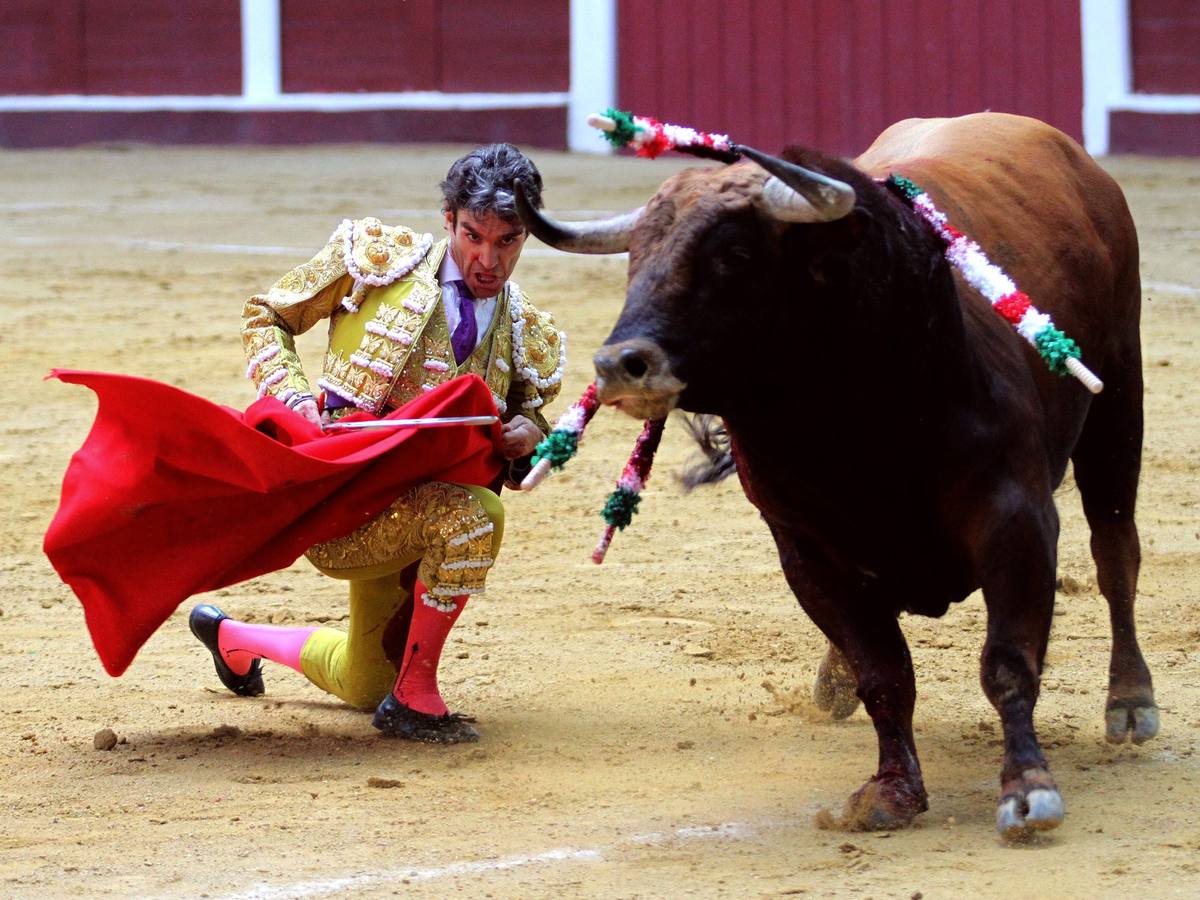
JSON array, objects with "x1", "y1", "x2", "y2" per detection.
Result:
[{"x1": 321, "y1": 415, "x2": 498, "y2": 432}]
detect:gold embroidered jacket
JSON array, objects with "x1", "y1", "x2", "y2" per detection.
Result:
[{"x1": 242, "y1": 218, "x2": 564, "y2": 432}]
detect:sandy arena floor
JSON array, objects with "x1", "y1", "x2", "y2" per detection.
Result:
[{"x1": 0, "y1": 143, "x2": 1197, "y2": 899}]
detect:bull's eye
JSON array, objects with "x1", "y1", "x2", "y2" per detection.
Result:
[{"x1": 713, "y1": 245, "x2": 752, "y2": 278}]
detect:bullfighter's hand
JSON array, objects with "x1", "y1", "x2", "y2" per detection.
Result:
[
  {"x1": 499, "y1": 416, "x2": 542, "y2": 460},
  {"x1": 292, "y1": 398, "x2": 322, "y2": 427}
]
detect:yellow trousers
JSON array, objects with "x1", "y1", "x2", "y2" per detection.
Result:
[{"x1": 299, "y1": 482, "x2": 504, "y2": 709}]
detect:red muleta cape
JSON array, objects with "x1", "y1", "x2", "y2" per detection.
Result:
[{"x1": 44, "y1": 370, "x2": 506, "y2": 677}]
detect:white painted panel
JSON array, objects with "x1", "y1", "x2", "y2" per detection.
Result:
[{"x1": 568, "y1": 0, "x2": 617, "y2": 153}]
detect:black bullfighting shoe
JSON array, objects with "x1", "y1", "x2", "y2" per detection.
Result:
[
  {"x1": 372, "y1": 694, "x2": 479, "y2": 744},
  {"x1": 189, "y1": 604, "x2": 265, "y2": 697}
]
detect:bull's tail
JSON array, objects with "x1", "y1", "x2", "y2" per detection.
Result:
[{"x1": 680, "y1": 414, "x2": 737, "y2": 490}]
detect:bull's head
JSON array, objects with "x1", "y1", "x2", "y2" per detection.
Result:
[{"x1": 516, "y1": 148, "x2": 858, "y2": 419}]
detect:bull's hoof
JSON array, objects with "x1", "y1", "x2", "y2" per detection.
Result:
[
  {"x1": 813, "y1": 647, "x2": 860, "y2": 720},
  {"x1": 996, "y1": 768, "x2": 1064, "y2": 840},
  {"x1": 1105, "y1": 699, "x2": 1159, "y2": 745},
  {"x1": 838, "y1": 775, "x2": 928, "y2": 831}
]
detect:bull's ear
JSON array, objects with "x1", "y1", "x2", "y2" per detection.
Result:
[
  {"x1": 836, "y1": 207, "x2": 873, "y2": 244},
  {"x1": 792, "y1": 209, "x2": 874, "y2": 284},
  {"x1": 793, "y1": 208, "x2": 874, "y2": 252}
]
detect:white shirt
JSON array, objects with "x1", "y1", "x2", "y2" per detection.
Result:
[{"x1": 438, "y1": 251, "x2": 498, "y2": 355}]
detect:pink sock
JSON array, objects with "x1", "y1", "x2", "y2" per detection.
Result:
[
  {"x1": 217, "y1": 619, "x2": 316, "y2": 675},
  {"x1": 392, "y1": 582, "x2": 467, "y2": 716}
]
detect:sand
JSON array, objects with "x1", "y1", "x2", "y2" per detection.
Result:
[{"x1": 0, "y1": 143, "x2": 1197, "y2": 898}]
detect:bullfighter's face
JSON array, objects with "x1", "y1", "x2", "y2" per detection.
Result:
[{"x1": 444, "y1": 209, "x2": 528, "y2": 299}]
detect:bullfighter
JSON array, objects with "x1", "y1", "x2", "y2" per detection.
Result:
[{"x1": 189, "y1": 143, "x2": 564, "y2": 744}]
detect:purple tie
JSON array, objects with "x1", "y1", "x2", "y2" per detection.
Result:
[{"x1": 449, "y1": 280, "x2": 478, "y2": 365}]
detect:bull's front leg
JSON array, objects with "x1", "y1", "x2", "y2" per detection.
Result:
[
  {"x1": 974, "y1": 489, "x2": 1065, "y2": 838},
  {"x1": 771, "y1": 527, "x2": 927, "y2": 830}
]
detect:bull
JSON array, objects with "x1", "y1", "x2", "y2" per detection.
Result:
[{"x1": 517, "y1": 113, "x2": 1156, "y2": 837}]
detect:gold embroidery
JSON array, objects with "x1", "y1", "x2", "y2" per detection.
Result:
[
  {"x1": 270, "y1": 233, "x2": 347, "y2": 299},
  {"x1": 347, "y1": 218, "x2": 428, "y2": 281},
  {"x1": 507, "y1": 294, "x2": 563, "y2": 430},
  {"x1": 518, "y1": 302, "x2": 561, "y2": 383},
  {"x1": 322, "y1": 240, "x2": 448, "y2": 412},
  {"x1": 366, "y1": 242, "x2": 390, "y2": 266},
  {"x1": 242, "y1": 224, "x2": 562, "y2": 428},
  {"x1": 242, "y1": 229, "x2": 355, "y2": 401},
  {"x1": 306, "y1": 482, "x2": 494, "y2": 596},
  {"x1": 321, "y1": 354, "x2": 386, "y2": 411}
]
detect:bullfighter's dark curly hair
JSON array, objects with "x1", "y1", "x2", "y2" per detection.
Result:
[{"x1": 440, "y1": 143, "x2": 544, "y2": 222}]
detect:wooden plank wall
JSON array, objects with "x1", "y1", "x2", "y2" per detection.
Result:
[
  {"x1": 0, "y1": 0, "x2": 242, "y2": 95},
  {"x1": 0, "y1": 1, "x2": 569, "y2": 96},
  {"x1": 617, "y1": 0, "x2": 1084, "y2": 156},
  {"x1": 0, "y1": 1, "x2": 85, "y2": 94},
  {"x1": 1130, "y1": 0, "x2": 1200, "y2": 94},
  {"x1": 279, "y1": 0, "x2": 569, "y2": 94}
]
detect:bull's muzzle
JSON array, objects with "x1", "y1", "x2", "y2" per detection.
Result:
[{"x1": 593, "y1": 338, "x2": 685, "y2": 419}]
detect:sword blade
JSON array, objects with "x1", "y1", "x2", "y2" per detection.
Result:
[{"x1": 322, "y1": 414, "x2": 498, "y2": 432}]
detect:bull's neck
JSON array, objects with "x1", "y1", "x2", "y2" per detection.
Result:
[
  {"x1": 720, "y1": 327, "x2": 959, "y2": 540},
  {"x1": 723, "y1": 272, "x2": 972, "y2": 429},
  {"x1": 718, "y1": 197, "x2": 990, "y2": 513}
]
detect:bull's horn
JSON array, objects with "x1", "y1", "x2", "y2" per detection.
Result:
[
  {"x1": 515, "y1": 181, "x2": 642, "y2": 254},
  {"x1": 736, "y1": 145, "x2": 856, "y2": 223}
]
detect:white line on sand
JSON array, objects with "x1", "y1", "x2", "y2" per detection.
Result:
[
  {"x1": 130, "y1": 239, "x2": 315, "y2": 256},
  {"x1": 1144, "y1": 280, "x2": 1200, "y2": 297},
  {"x1": 0, "y1": 201, "x2": 111, "y2": 211},
  {"x1": 221, "y1": 822, "x2": 751, "y2": 900}
]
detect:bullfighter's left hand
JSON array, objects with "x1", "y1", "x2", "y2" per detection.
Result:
[{"x1": 498, "y1": 416, "x2": 542, "y2": 460}]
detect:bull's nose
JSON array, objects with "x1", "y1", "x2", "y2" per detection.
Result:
[
  {"x1": 593, "y1": 337, "x2": 685, "y2": 414},
  {"x1": 595, "y1": 345, "x2": 650, "y2": 381},
  {"x1": 618, "y1": 347, "x2": 649, "y2": 378}
]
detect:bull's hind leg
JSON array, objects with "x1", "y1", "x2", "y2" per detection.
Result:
[
  {"x1": 1071, "y1": 367, "x2": 1157, "y2": 744},
  {"x1": 813, "y1": 641, "x2": 861, "y2": 720},
  {"x1": 771, "y1": 528, "x2": 927, "y2": 829},
  {"x1": 977, "y1": 492, "x2": 1064, "y2": 838}
]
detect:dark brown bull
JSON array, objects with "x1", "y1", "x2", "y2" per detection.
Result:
[{"x1": 518, "y1": 113, "x2": 1157, "y2": 837}]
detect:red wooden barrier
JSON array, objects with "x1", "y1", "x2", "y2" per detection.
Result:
[
  {"x1": 617, "y1": 0, "x2": 1084, "y2": 156},
  {"x1": 0, "y1": 1, "x2": 85, "y2": 94},
  {"x1": 84, "y1": 0, "x2": 242, "y2": 95},
  {"x1": 0, "y1": 1, "x2": 242, "y2": 96},
  {"x1": 281, "y1": 0, "x2": 568, "y2": 94},
  {"x1": 1131, "y1": 0, "x2": 1200, "y2": 94},
  {"x1": 437, "y1": 0, "x2": 568, "y2": 93},
  {"x1": 281, "y1": 0, "x2": 440, "y2": 93}
]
